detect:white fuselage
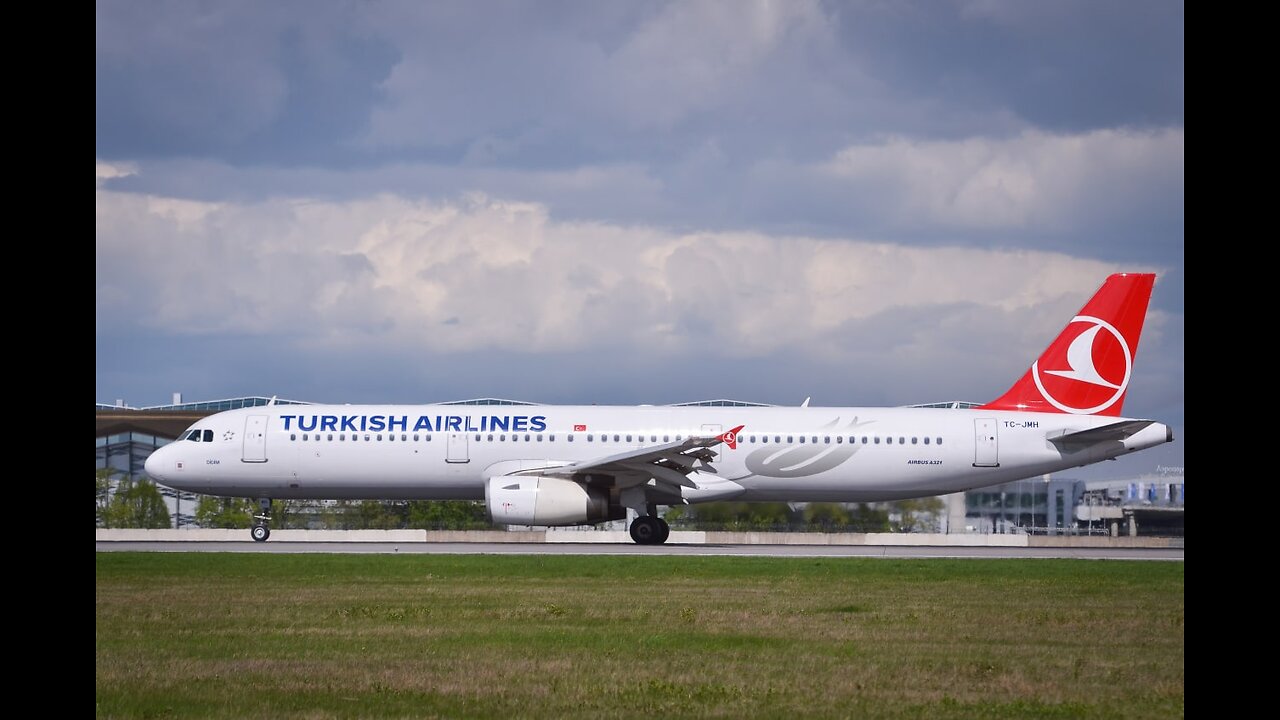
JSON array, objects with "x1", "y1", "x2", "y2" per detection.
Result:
[{"x1": 144, "y1": 404, "x2": 1171, "y2": 504}]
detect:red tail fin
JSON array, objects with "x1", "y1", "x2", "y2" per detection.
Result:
[{"x1": 979, "y1": 273, "x2": 1155, "y2": 416}]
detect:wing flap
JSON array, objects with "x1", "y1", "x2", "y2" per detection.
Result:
[{"x1": 534, "y1": 427, "x2": 742, "y2": 493}]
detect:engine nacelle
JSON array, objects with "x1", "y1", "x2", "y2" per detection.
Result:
[{"x1": 485, "y1": 476, "x2": 625, "y2": 526}]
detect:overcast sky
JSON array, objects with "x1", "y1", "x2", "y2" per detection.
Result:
[{"x1": 96, "y1": 0, "x2": 1184, "y2": 480}]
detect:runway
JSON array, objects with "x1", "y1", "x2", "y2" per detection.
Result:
[{"x1": 96, "y1": 541, "x2": 1183, "y2": 560}]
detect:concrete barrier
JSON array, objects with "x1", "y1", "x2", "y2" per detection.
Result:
[
  {"x1": 1026, "y1": 535, "x2": 1183, "y2": 549},
  {"x1": 95, "y1": 528, "x2": 1179, "y2": 547},
  {"x1": 700, "y1": 532, "x2": 1029, "y2": 546}
]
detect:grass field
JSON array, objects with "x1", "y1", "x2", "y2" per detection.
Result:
[{"x1": 96, "y1": 553, "x2": 1183, "y2": 719}]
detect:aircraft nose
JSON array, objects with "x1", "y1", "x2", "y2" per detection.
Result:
[{"x1": 144, "y1": 447, "x2": 168, "y2": 481}]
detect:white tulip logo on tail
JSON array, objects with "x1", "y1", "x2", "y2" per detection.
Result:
[{"x1": 1032, "y1": 315, "x2": 1131, "y2": 415}]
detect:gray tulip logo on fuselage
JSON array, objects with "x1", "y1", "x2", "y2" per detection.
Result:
[{"x1": 733, "y1": 417, "x2": 875, "y2": 480}]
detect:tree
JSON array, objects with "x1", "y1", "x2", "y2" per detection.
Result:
[
  {"x1": 408, "y1": 500, "x2": 491, "y2": 530},
  {"x1": 686, "y1": 502, "x2": 794, "y2": 530},
  {"x1": 888, "y1": 497, "x2": 945, "y2": 532},
  {"x1": 195, "y1": 496, "x2": 254, "y2": 528},
  {"x1": 96, "y1": 468, "x2": 118, "y2": 527},
  {"x1": 847, "y1": 503, "x2": 891, "y2": 532},
  {"x1": 803, "y1": 502, "x2": 850, "y2": 530},
  {"x1": 104, "y1": 478, "x2": 171, "y2": 528},
  {"x1": 355, "y1": 499, "x2": 404, "y2": 529}
]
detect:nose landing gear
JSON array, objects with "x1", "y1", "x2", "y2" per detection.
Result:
[{"x1": 250, "y1": 497, "x2": 272, "y2": 542}]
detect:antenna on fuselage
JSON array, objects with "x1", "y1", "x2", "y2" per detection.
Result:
[
  {"x1": 801, "y1": 397, "x2": 811, "y2": 407},
  {"x1": 268, "y1": 395, "x2": 277, "y2": 406}
]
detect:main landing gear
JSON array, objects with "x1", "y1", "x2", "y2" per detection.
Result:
[
  {"x1": 250, "y1": 497, "x2": 272, "y2": 542},
  {"x1": 629, "y1": 504, "x2": 671, "y2": 545}
]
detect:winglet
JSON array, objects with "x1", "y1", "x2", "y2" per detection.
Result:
[
  {"x1": 979, "y1": 273, "x2": 1155, "y2": 416},
  {"x1": 719, "y1": 425, "x2": 744, "y2": 450}
]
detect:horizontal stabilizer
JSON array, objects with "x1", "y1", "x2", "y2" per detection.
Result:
[{"x1": 1048, "y1": 420, "x2": 1155, "y2": 447}]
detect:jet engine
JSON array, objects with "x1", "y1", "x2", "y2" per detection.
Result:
[{"x1": 485, "y1": 476, "x2": 625, "y2": 526}]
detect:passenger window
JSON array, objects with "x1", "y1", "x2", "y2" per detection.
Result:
[
  {"x1": 614, "y1": 434, "x2": 621, "y2": 442},
  {"x1": 812, "y1": 436, "x2": 818, "y2": 444},
  {"x1": 500, "y1": 434, "x2": 506, "y2": 442},
  {"x1": 774, "y1": 435, "x2": 781, "y2": 443},
  {"x1": 923, "y1": 437, "x2": 930, "y2": 445},
  {"x1": 340, "y1": 434, "x2": 346, "y2": 441},
  {"x1": 388, "y1": 434, "x2": 394, "y2": 442},
  {"x1": 475, "y1": 434, "x2": 481, "y2": 441},
  {"x1": 664, "y1": 435, "x2": 670, "y2": 442},
  {"x1": 836, "y1": 436, "x2": 842, "y2": 444},
  {"x1": 567, "y1": 435, "x2": 574, "y2": 442},
  {"x1": 402, "y1": 434, "x2": 407, "y2": 441},
  {"x1": 626, "y1": 434, "x2": 632, "y2": 442},
  {"x1": 377, "y1": 434, "x2": 383, "y2": 441},
  {"x1": 899, "y1": 437, "x2": 905, "y2": 445},
  {"x1": 937, "y1": 437, "x2": 942, "y2": 445},
  {"x1": 549, "y1": 434, "x2": 555, "y2": 442},
  {"x1": 302, "y1": 434, "x2": 308, "y2": 441},
  {"x1": 487, "y1": 434, "x2": 493, "y2": 441},
  {"x1": 787, "y1": 436, "x2": 794, "y2": 443},
  {"x1": 290, "y1": 434, "x2": 297, "y2": 441},
  {"x1": 587, "y1": 434, "x2": 593, "y2": 442},
  {"x1": 413, "y1": 434, "x2": 419, "y2": 442},
  {"x1": 862, "y1": 436, "x2": 869, "y2": 444},
  {"x1": 524, "y1": 434, "x2": 531, "y2": 442},
  {"x1": 537, "y1": 434, "x2": 544, "y2": 442},
  {"x1": 426, "y1": 435, "x2": 432, "y2": 441},
  {"x1": 824, "y1": 436, "x2": 830, "y2": 444},
  {"x1": 799, "y1": 436, "x2": 805, "y2": 444},
  {"x1": 328, "y1": 434, "x2": 333, "y2": 441},
  {"x1": 651, "y1": 435, "x2": 657, "y2": 442},
  {"x1": 874, "y1": 437, "x2": 880, "y2": 444},
  {"x1": 911, "y1": 437, "x2": 918, "y2": 445}
]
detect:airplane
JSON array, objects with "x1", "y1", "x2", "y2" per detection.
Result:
[{"x1": 144, "y1": 272, "x2": 1173, "y2": 544}]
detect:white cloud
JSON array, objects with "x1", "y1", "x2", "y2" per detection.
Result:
[
  {"x1": 96, "y1": 161, "x2": 137, "y2": 182},
  {"x1": 97, "y1": 183, "x2": 1139, "y2": 361},
  {"x1": 821, "y1": 128, "x2": 1184, "y2": 230}
]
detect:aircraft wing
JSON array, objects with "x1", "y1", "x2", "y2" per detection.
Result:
[
  {"x1": 533, "y1": 426, "x2": 743, "y2": 493},
  {"x1": 1048, "y1": 420, "x2": 1156, "y2": 447}
]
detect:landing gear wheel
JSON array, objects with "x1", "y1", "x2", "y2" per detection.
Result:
[
  {"x1": 657, "y1": 518, "x2": 670, "y2": 545},
  {"x1": 250, "y1": 497, "x2": 273, "y2": 542},
  {"x1": 629, "y1": 516, "x2": 662, "y2": 545}
]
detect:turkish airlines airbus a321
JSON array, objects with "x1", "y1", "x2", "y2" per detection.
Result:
[{"x1": 145, "y1": 273, "x2": 1173, "y2": 544}]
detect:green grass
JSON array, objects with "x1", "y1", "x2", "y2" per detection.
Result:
[{"x1": 96, "y1": 554, "x2": 1183, "y2": 719}]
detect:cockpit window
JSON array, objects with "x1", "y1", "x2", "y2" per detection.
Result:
[
  {"x1": 203, "y1": 429, "x2": 213, "y2": 442},
  {"x1": 186, "y1": 429, "x2": 202, "y2": 442}
]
